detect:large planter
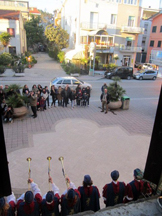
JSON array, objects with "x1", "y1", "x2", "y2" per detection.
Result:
[
  {"x1": 14, "y1": 72, "x2": 25, "y2": 77},
  {"x1": 109, "y1": 101, "x2": 122, "y2": 110},
  {"x1": 13, "y1": 106, "x2": 28, "y2": 118}
]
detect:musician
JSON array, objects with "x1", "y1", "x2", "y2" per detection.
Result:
[
  {"x1": 102, "y1": 170, "x2": 126, "y2": 207},
  {"x1": 0, "y1": 192, "x2": 16, "y2": 216},
  {"x1": 78, "y1": 175, "x2": 100, "y2": 212},
  {"x1": 61, "y1": 177, "x2": 81, "y2": 216},
  {"x1": 124, "y1": 168, "x2": 152, "y2": 203},
  {"x1": 17, "y1": 178, "x2": 42, "y2": 216},
  {"x1": 41, "y1": 176, "x2": 60, "y2": 216}
]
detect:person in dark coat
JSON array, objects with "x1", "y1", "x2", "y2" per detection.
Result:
[
  {"x1": 17, "y1": 178, "x2": 42, "y2": 216},
  {"x1": 101, "y1": 83, "x2": 107, "y2": 93},
  {"x1": 102, "y1": 170, "x2": 126, "y2": 207},
  {"x1": 28, "y1": 91, "x2": 37, "y2": 118},
  {"x1": 78, "y1": 175, "x2": 100, "y2": 212},
  {"x1": 50, "y1": 85, "x2": 57, "y2": 107},
  {"x1": 86, "y1": 86, "x2": 91, "y2": 106},
  {"x1": 45, "y1": 86, "x2": 50, "y2": 108},
  {"x1": 62, "y1": 86, "x2": 70, "y2": 107},
  {"x1": 22, "y1": 85, "x2": 29, "y2": 95},
  {"x1": 124, "y1": 168, "x2": 152, "y2": 203},
  {"x1": 61, "y1": 177, "x2": 81, "y2": 216},
  {"x1": 57, "y1": 86, "x2": 62, "y2": 106},
  {"x1": 76, "y1": 84, "x2": 81, "y2": 95},
  {"x1": 3, "y1": 104, "x2": 14, "y2": 123},
  {"x1": 41, "y1": 176, "x2": 60, "y2": 216},
  {"x1": 0, "y1": 192, "x2": 16, "y2": 216},
  {"x1": 70, "y1": 89, "x2": 77, "y2": 109},
  {"x1": 82, "y1": 88, "x2": 88, "y2": 106},
  {"x1": 100, "y1": 88, "x2": 110, "y2": 114}
]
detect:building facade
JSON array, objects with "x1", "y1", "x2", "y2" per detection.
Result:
[
  {"x1": 0, "y1": 10, "x2": 27, "y2": 55},
  {"x1": 60, "y1": 0, "x2": 144, "y2": 67},
  {"x1": 146, "y1": 11, "x2": 162, "y2": 77}
]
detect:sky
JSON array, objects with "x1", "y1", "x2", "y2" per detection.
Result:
[{"x1": 28, "y1": 0, "x2": 160, "y2": 14}]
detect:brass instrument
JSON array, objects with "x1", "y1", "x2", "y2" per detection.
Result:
[
  {"x1": 47, "y1": 156, "x2": 52, "y2": 190},
  {"x1": 26, "y1": 157, "x2": 32, "y2": 190},
  {"x1": 58, "y1": 156, "x2": 70, "y2": 189}
]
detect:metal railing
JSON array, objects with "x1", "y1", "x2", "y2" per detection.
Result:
[
  {"x1": 119, "y1": 45, "x2": 142, "y2": 52},
  {"x1": 121, "y1": 26, "x2": 144, "y2": 34},
  {"x1": 80, "y1": 22, "x2": 107, "y2": 30}
]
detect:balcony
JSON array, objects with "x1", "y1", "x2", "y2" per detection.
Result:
[
  {"x1": 119, "y1": 45, "x2": 142, "y2": 53},
  {"x1": 121, "y1": 26, "x2": 144, "y2": 34},
  {"x1": 80, "y1": 22, "x2": 107, "y2": 30}
]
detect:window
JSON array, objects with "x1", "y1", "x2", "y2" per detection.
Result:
[
  {"x1": 57, "y1": 80, "x2": 63, "y2": 84},
  {"x1": 144, "y1": 23, "x2": 148, "y2": 34},
  {"x1": 72, "y1": 80, "x2": 80, "y2": 85},
  {"x1": 116, "y1": 0, "x2": 121, "y2": 2},
  {"x1": 124, "y1": 0, "x2": 136, "y2": 4},
  {"x1": 157, "y1": 41, "x2": 161, "y2": 48},
  {"x1": 160, "y1": 26, "x2": 162, "y2": 32},
  {"x1": 128, "y1": 16, "x2": 135, "y2": 27},
  {"x1": 9, "y1": 46, "x2": 16, "y2": 54},
  {"x1": 111, "y1": 14, "x2": 117, "y2": 25},
  {"x1": 152, "y1": 26, "x2": 157, "y2": 33},
  {"x1": 63, "y1": 79, "x2": 71, "y2": 84},
  {"x1": 150, "y1": 40, "x2": 154, "y2": 47},
  {"x1": 7, "y1": 28, "x2": 15, "y2": 37}
]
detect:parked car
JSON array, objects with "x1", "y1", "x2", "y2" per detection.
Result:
[
  {"x1": 142, "y1": 63, "x2": 157, "y2": 70},
  {"x1": 50, "y1": 77, "x2": 92, "y2": 90},
  {"x1": 133, "y1": 69, "x2": 157, "y2": 80},
  {"x1": 134, "y1": 62, "x2": 143, "y2": 68},
  {"x1": 105, "y1": 66, "x2": 133, "y2": 79}
]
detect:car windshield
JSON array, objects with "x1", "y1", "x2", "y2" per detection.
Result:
[{"x1": 52, "y1": 77, "x2": 59, "y2": 83}]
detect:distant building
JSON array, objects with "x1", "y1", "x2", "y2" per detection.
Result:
[
  {"x1": 29, "y1": 7, "x2": 41, "y2": 18},
  {"x1": 60, "y1": 0, "x2": 144, "y2": 67},
  {"x1": 146, "y1": 11, "x2": 162, "y2": 77},
  {"x1": 0, "y1": 0, "x2": 29, "y2": 20},
  {"x1": 0, "y1": 10, "x2": 27, "y2": 54}
]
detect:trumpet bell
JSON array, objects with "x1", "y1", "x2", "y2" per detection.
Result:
[
  {"x1": 47, "y1": 156, "x2": 52, "y2": 160},
  {"x1": 26, "y1": 157, "x2": 32, "y2": 162},
  {"x1": 59, "y1": 156, "x2": 64, "y2": 161}
]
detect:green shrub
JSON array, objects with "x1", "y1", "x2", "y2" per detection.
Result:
[
  {"x1": 25, "y1": 51, "x2": 32, "y2": 57},
  {"x1": 57, "y1": 51, "x2": 65, "y2": 63},
  {"x1": 0, "y1": 65, "x2": 6, "y2": 74},
  {"x1": 12, "y1": 65, "x2": 25, "y2": 73},
  {"x1": 0, "y1": 52, "x2": 12, "y2": 66}
]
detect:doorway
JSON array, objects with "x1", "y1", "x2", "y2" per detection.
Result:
[{"x1": 122, "y1": 56, "x2": 131, "y2": 66}]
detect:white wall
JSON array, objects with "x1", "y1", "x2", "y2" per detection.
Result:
[{"x1": 0, "y1": 19, "x2": 21, "y2": 54}]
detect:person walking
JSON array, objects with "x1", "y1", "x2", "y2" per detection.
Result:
[
  {"x1": 102, "y1": 170, "x2": 126, "y2": 207},
  {"x1": 50, "y1": 85, "x2": 57, "y2": 107},
  {"x1": 41, "y1": 176, "x2": 60, "y2": 216},
  {"x1": 78, "y1": 175, "x2": 100, "y2": 212},
  {"x1": 100, "y1": 88, "x2": 110, "y2": 114}
]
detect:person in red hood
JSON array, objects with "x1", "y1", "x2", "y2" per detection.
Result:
[{"x1": 17, "y1": 178, "x2": 42, "y2": 216}]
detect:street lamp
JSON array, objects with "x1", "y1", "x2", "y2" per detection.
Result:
[{"x1": 28, "y1": 57, "x2": 31, "y2": 68}]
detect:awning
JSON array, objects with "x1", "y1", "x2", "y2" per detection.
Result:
[{"x1": 65, "y1": 49, "x2": 85, "y2": 60}]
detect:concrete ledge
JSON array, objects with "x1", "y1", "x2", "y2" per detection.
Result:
[
  {"x1": 14, "y1": 73, "x2": 25, "y2": 77},
  {"x1": 71, "y1": 73, "x2": 80, "y2": 77}
]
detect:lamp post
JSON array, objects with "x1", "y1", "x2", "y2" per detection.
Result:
[
  {"x1": 28, "y1": 57, "x2": 31, "y2": 69},
  {"x1": 89, "y1": 42, "x2": 96, "y2": 76}
]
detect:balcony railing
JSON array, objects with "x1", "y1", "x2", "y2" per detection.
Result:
[
  {"x1": 121, "y1": 26, "x2": 144, "y2": 34},
  {"x1": 81, "y1": 41, "x2": 114, "y2": 48},
  {"x1": 80, "y1": 22, "x2": 107, "y2": 30},
  {"x1": 0, "y1": 1, "x2": 28, "y2": 10},
  {"x1": 119, "y1": 45, "x2": 142, "y2": 52}
]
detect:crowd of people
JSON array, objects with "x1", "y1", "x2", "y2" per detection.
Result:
[
  {"x1": 0, "y1": 83, "x2": 91, "y2": 121},
  {"x1": 1, "y1": 168, "x2": 160, "y2": 216}
]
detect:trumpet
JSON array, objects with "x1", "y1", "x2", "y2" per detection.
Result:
[
  {"x1": 59, "y1": 156, "x2": 70, "y2": 189},
  {"x1": 26, "y1": 157, "x2": 32, "y2": 190},
  {"x1": 47, "y1": 156, "x2": 52, "y2": 190}
]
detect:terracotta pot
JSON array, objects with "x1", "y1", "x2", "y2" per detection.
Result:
[
  {"x1": 109, "y1": 101, "x2": 122, "y2": 110},
  {"x1": 13, "y1": 106, "x2": 28, "y2": 118}
]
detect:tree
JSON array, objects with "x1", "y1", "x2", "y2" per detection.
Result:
[
  {"x1": 24, "y1": 16, "x2": 45, "y2": 50},
  {"x1": 0, "y1": 32, "x2": 11, "y2": 52},
  {"x1": 45, "y1": 24, "x2": 69, "y2": 58}
]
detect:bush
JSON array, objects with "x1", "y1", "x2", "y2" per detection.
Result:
[
  {"x1": 0, "y1": 52, "x2": 12, "y2": 66},
  {"x1": 0, "y1": 65, "x2": 6, "y2": 74},
  {"x1": 57, "y1": 51, "x2": 65, "y2": 63},
  {"x1": 12, "y1": 65, "x2": 25, "y2": 73},
  {"x1": 62, "y1": 63, "x2": 80, "y2": 75}
]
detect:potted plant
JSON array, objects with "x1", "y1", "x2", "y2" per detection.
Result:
[
  {"x1": 12, "y1": 65, "x2": 25, "y2": 77},
  {"x1": 107, "y1": 76, "x2": 126, "y2": 109},
  {"x1": 6, "y1": 84, "x2": 28, "y2": 117}
]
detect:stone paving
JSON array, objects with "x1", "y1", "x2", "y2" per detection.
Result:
[{"x1": 0, "y1": 53, "x2": 161, "y2": 212}]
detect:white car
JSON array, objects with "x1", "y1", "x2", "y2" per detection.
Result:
[
  {"x1": 142, "y1": 63, "x2": 156, "y2": 70},
  {"x1": 50, "y1": 77, "x2": 92, "y2": 90}
]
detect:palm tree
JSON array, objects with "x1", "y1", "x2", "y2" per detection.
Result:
[{"x1": 0, "y1": 32, "x2": 11, "y2": 52}]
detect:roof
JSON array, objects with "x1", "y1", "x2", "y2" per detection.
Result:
[
  {"x1": 29, "y1": 7, "x2": 41, "y2": 15},
  {"x1": 148, "y1": 10, "x2": 162, "y2": 20},
  {"x1": 0, "y1": 10, "x2": 20, "y2": 20}
]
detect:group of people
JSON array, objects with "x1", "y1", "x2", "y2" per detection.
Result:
[{"x1": 1, "y1": 168, "x2": 160, "y2": 216}]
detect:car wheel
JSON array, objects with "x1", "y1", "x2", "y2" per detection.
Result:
[
  {"x1": 139, "y1": 76, "x2": 143, "y2": 80},
  {"x1": 152, "y1": 76, "x2": 156, "y2": 80},
  {"x1": 127, "y1": 76, "x2": 131, "y2": 80}
]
